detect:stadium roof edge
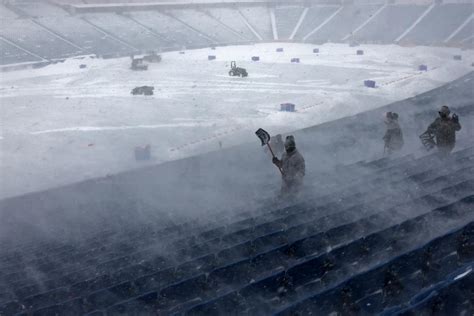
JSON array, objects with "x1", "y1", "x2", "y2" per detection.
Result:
[
  {"x1": 54, "y1": 0, "x2": 474, "y2": 14},
  {"x1": 56, "y1": 1, "x2": 268, "y2": 13},
  {"x1": 49, "y1": 0, "x2": 474, "y2": 13}
]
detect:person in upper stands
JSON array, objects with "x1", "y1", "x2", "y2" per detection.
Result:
[
  {"x1": 272, "y1": 135, "x2": 305, "y2": 197},
  {"x1": 425, "y1": 105, "x2": 461, "y2": 156},
  {"x1": 383, "y1": 112, "x2": 404, "y2": 155}
]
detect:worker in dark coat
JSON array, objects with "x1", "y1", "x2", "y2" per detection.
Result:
[
  {"x1": 272, "y1": 135, "x2": 305, "y2": 197},
  {"x1": 425, "y1": 105, "x2": 461, "y2": 155},
  {"x1": 383, "y1": 112, "x2": 404, "y2": 155}
]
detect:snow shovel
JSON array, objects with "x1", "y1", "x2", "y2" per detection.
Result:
[
  {"x1": 419, "y1": 131, "x2": 436, "y2": 151},
  {"x1": 255, "y1": 128, "x2": 283, "y2": 175}
]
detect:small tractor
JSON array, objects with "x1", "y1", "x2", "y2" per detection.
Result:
[
  {"x1": 131, "y1": 58, "x2": 148, "y2": 71},
  {"x1": 228, "y1": 61, "x2": 248, "y2": 77}
]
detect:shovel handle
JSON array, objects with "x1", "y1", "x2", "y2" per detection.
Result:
[{"x1": 267, "y1": 143, "x2": 283, "y2": 175}]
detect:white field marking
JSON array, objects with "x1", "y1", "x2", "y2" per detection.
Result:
[
  {"x1": 395, "y1": 3, "x2": 435, "y2": 42},
  {"x1": 299, "y1": 101, "x2": 325, "y2": 112},
  {"x1": 203, "y1": 9, "x2": 247, "y2": 41},
  {"x1": 125, "y1": 15, "x2": 173, "y2": 44},
  {"x1": 169, "y1": 125, "x2": 244, "y2": 152},
  {"x1": 1, "y1": 89, "x2": 324, "y2": 99},
  {"x1": 296, "y1": 79, "x2": 330, "y2": 83},
  {"x1": 167, "y1": 11, "x2": 217, "y2": 44},
  {"x1": 444, "y1": 13, "x2": 473, "y2": 43},
  {"x1": 238, "y1": 10, "x2": 263, "y2": 40},
  {"x1": 31, "y1": 20, "x2": 84, "y2": 51},
  {"x1": 1, "y1": 83, "x2": 369, "y2": 99},
  {"x1": 0, "y1": 36, "x2": 45, "y2": 60},
  {"x1": 379, "y1": 72, "x2": 423, "y2": 86},
  {"x1": 81, "y1": 17, "x2": 138, "y2": 50},
  {"x1": 0, "y1": 79, "x2": 333, "y2": 95},
  {"x1": 379, "y1": 66, "x2": 441, "y2": 87},
  {"x1": 9, "y1": 80, "x2": 310, "y2": 89},
  {"x1": 209, "y1": 79, "x2": 327, "y2": 87},
  {"x1": 214, "y1": 74, "x2": 279, "y2": 79},
  {"x1": 342, "y1": 4, "x2": 387, "y2": 41},
  {"x1": 303, "y1": 6, "x2": 343, "y2": 41},
  {"x1": 30, "y1": 123, "x2": 217, "y2": 135},
  {"x1": 445, "y1": 14, "x2": 473, "y2": 43},
  {"x1": 270, "y1": 7, "x2": 278, "y2": 40},
  {"x1": 290, "y1": 7, "x2": 309, "y2": 40},
  {"x1": 0, "y1": 71, "x2": 380, "y2": 89},
  {"x1": 2, "y1": 83, "x2": 330, "y2": 96}
]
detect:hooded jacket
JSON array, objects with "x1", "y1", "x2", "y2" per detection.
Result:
[
  {"x1": 383, "y1": 120, "x2": 404, "y2": 152},
  {"x1": 280, "y1": 148, "x2": 305, "y2": 185},
  {"x1": 427, "y1": 116, "x2": 461, "y2": 149}
]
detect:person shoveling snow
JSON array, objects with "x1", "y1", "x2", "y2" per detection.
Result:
[{"x1": 256, "y1": 129, "x2": 305, "y2": 198}]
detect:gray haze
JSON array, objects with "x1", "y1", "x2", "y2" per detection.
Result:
[{"x1": 0, "y1": 0, "x2": 473, "y2": 315}]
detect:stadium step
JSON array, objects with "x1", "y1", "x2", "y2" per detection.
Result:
[
  {"x1": 382, "y1": 263, "x2": 473, "y2": 315},
  {"x1": 188, "y1": 218, "x2": 473, "y2": 315},
  {"x1": 3, "y1": 159, "x2": 471, "y2": 302},
  {"x1": 1, "y1": 151, "x2": 472, "y2": 314},
  {"x1": 183, "y1": 198, "x2": 473, "y2": 315}
]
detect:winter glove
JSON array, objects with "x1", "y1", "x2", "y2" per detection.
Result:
[
  {"x1": 452, "y1": 113, "x2": 459, "y2": 123},
  {"x1": 272, "y1": 157, "x2": 280, "y2": 164}
]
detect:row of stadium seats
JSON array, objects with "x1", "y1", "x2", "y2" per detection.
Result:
[
  {"x1": 1, "y1": 2, "x2": 472, "y2": 65},
  {"x1": 1, "y1": 143, "x2": 472, "y2": 314},
  {"x1": 276, "y1": 222, "x2": 473, "y2": 315},
  {"x1": 0, "y1": 146, "x2": 470, "y2": 288},
  {"x1": 384, "y1": 263, "x2": 473, "y2": 315}
]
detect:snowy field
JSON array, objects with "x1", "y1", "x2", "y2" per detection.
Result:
[{"x1": 0, "y1": 42, "x2": 472, "y2": 199}]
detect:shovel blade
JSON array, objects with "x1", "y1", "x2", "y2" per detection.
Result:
[{"x1": 256, "y1": 128, "x2": 271, "y2": 146}]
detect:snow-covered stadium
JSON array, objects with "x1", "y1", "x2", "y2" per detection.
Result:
[{"x1": 0, "y1": 0, "x2": 473, "y2": 315}]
